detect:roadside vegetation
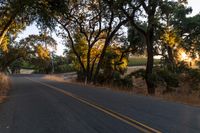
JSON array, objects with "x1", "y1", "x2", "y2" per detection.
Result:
[{"x1": 0, "y1": 73, "x2": 10, "y2": 103}]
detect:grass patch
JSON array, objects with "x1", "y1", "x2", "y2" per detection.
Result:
[
  {"x1": 128, "y1": 57, "x2": 160, "y2": 66},
  {"x1": 0, "y1": 73, "x2": 11, "y2": 103}
]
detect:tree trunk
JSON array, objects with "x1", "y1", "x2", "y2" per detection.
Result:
[
  {"x1": 86, "y1": 47, "x2": 91, "y2": 83},
  {"x1": 0, "y1": 16, "x2": 14, "y2": 45},
  {"x1": 92, "y1": 43, "x2": 108, "y2": 84},
  {"x1": 167, "y1": 46, "x2": 175, "y2": 70},
  {"x1": 92, "y1": 20, "x2": 128, "y2": 83},
  {"x1": 56, "y1": 21, "x2": 87, "y2": 76},
  {"x1": 145, "y1": 31, "x2": 155, "y2": 94},
  {"x1": 90, "y1": 55, "x2": 98, "y2": 82}
]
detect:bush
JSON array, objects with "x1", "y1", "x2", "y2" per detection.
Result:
[
  {"x1": 54, "y1": 64, "x2": 75, "y2": 73},
  {"x1": 95, "y1": 71, "x2": 133, "y2": 90},
  {"x1": 156, "y1": 69, "x2": 179, "y2": 92},
  {"x1": 120, "y1": 76, "x2": 133, "y2": 89},
  {"x1": 113, "y1": 73, "x2": 133, "y2": 89}
]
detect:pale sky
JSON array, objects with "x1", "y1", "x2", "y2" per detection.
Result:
[
  {"x1": 17, "y1": 0, "x2": 200, "y2": 56},
  {"x1": 187, "y1": 0, "x2": 200, "y2": 16}
]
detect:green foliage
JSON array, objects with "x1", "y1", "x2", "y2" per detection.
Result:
[
  {"x1": 161, "y1": 28, "x2": 180, "y2": 48},
  {"x1": 146, "y1": 68, "x2": 179, "y2": 93},
  {"x1": 96, "y1": 71, "x2": 133, "y2": 90},
  {"x1": 30, "y1": 57, "x2": 52, "y2": 74},
  {"x1": 54, "y1": 64, "x2": 74, "y2": 73},
  {"x1": 156, "y1": 69, "x2": 179, "y2": 89},
  {"x1": 102, "y1": 46, "x2": 128, "y2": 75},
  {"x1": 10, "y1": 59, "x2": 24, "y2": 74},
  {"x1": 113, "y1": 75, "x2": 133, "y2": 89},
  {"x1": 32, "y1": 55, "x2": 75, "y2": 74},
  {"x1": 51, "y1": 55, "x2": 74, "y2": 73}
]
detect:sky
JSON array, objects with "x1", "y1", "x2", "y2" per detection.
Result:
[
  {"x1": 17, "y1": 0, "x2": 200, "y2": 56},
  {"x1": 187, "y1": 0, "x2": 200, "y2": 16}
]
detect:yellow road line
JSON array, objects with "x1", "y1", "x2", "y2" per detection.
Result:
[{"x1": 26, "y1": 77, "x2": 162, "y2": 133}]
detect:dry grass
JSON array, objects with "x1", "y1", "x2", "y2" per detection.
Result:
[
  {"x1": 43, "y1": 75, "x2": 66, "y2": 82},
  {"x1": 161, "y1": 93, "x2": 200, "y2": 106},
  {"x1": 42, "y1": 74, "x2": 76, "y2": 83},
  {"x1": 0, "y1": 72, "x2": 11, "y2": 103},
  {"x1": 131, "y1": 77, "x2": 200, "y2": 107}
]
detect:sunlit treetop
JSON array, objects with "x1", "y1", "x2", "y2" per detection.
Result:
[
  {"x1": 36, "y1": 44, "x2": 50, "y2": 60},
  {"x1": 161, "y1": 28, "x2": 181, "y2": 48}
]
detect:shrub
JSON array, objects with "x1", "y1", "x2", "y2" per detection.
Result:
[
  {"x1": 121, "y1": 76, "x2": 133, "y2": 89},
  {"x1": 156, "y1": 69, "x2": 179, "y2": 92},
  {"x1": 95, "y1": 71, "x2": 133, "y2": 90},
  {"x1": 54, "y1": 64, "x2": 75, "y2": 73},
  {"x1": 113, "y1": 72, "x2": 133, "y2": 89}
]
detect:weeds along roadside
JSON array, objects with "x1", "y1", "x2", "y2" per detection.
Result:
[{"x1": 0, "y1": 72, "x2": 11, "y2": 103}]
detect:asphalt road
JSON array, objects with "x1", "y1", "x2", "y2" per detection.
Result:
[{"x1": 0, "y1": 75, "x2": 200, "y2": 133}]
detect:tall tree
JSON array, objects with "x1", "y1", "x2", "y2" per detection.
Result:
[
  {"x1": 158, "y1": 1, "x2": 192, "y2": 69},
  {"x1": 49, "y1": 0, "x2": 128, "y2": 83},
  {"x1": 117, "y1": 0, "x2": 159, "y2": 94}
]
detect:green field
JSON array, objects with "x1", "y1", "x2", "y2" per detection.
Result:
[{"x1": 128, "y1": 57, "x2": 160, "y2": 66}]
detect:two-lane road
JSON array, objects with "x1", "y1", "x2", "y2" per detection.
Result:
[{"x1": 0, "y1": 75, "x2": 200, "y2": 133}]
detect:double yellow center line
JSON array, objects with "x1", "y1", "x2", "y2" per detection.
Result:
[{"x1": 26, "y1": 77, "x2": 161, "y2": 133}]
